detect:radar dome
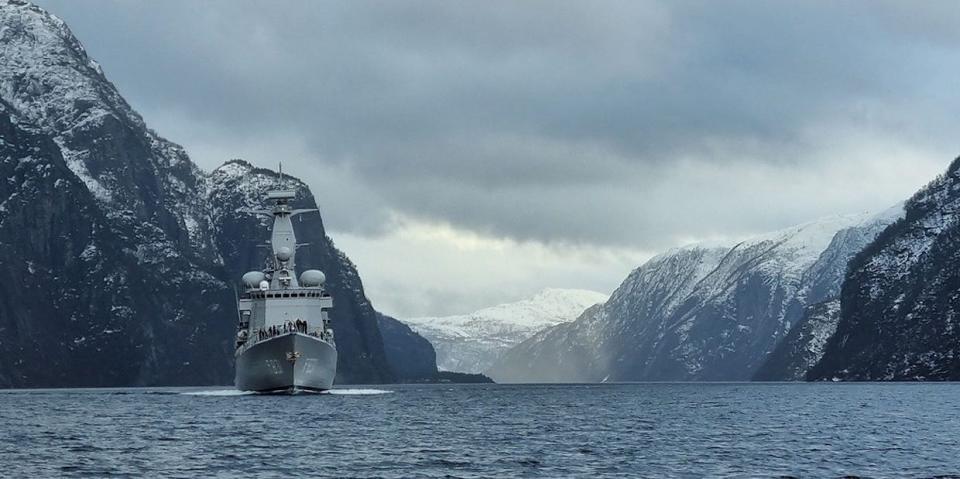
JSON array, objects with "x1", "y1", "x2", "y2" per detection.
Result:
[
  {"x1": 242, "y1": 271, "x2": 266, "y2": 288},
  {"x1": 276, "y1": 247, "x2": 292, "y2": 262},
  {"x1": 300, "y1": 270, "x2": 326, "y2": 287},
  {"x1": 259, "y1": 280, "x2": 270, "y2": 291}
]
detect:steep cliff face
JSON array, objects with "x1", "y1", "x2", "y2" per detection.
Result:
[
  {"x1": 753, "y1": 207, "x2": 901, "y2": 380},
  {"x1": 491, "y1": 213, "x2": 898, "y2": 383},
  {"x1": 753, "y1": 299, "x2": 841, "y2": 381},
  {"x1": 0, "y1": 0, "x2": 216, "y2": 262},
  {"x1": 0, "y1": 1, "x2": 432, "y2": 386},
  {"x1": 810, "y1": 158, "x2": 960, "y2": 381},
  {"x1": 0, "y1": 96, "x2": 235, "y2": 387},
  {"x1": 377, "y1": 313, "x2": 438, "y2": 381}
]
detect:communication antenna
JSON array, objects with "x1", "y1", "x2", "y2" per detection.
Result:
[
  {"x1": 233, "y1": 286, "x2": 242, "y2": 323},
  {"x1": 279, "y1": 162, "x2": 284, "y2": 188}
]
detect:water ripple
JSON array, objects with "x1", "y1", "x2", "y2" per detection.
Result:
[{"x1": 1, "y1": 383, "x2": 960, "y2": 477}]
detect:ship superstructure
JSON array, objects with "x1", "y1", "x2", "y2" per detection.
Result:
[{"x1": 234, "y1": 174, "x2": 337, "y2": 393}]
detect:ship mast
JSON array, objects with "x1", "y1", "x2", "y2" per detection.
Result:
[{"x1": 264, "y1": 163, "x2": 317, "y2": 289}]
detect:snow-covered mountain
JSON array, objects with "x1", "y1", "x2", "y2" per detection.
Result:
[
  {"x1": 0, "y1": 1, "x2": 434, "y2": 386},
  {"x1": 753, "y1": 203, "x2": 903, "y2": 380},
  {"x1": 809, "y1": 158, "x2": 960, "y2": 380},
  {"x1": 404, "y1": 288, "x2": 608, "y2": 373},
  {"x1": 489, "y1": 210, "x2": 901, "y2": 383}
]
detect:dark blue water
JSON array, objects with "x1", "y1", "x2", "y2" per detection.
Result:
[{"x1": 2, "y1": 383, "x2": 960, "y2": 478}]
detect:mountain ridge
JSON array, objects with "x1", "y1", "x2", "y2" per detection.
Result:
[{"x1": 490, "y1": 211, "x2": 901, "y2": 383}]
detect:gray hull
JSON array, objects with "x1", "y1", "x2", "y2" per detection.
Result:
[{"x1": 235, "y1": 333, "x2": 337, "y2": 392}]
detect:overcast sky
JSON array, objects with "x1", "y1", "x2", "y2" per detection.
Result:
[{"x1": 36, "y1": 0, "x2": 960, "y2": 317}]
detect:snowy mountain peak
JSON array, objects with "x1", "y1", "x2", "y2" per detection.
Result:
[
  {"x1": 402, "y1": 288, "x2": 608, "y2": 373},
  {"x1": 660, "y1": 213, "x2": 875, "y2": 274},
  {"x1": 0, "y1": 1, "x2": 146, "y2": 134},
  {"x1": 207, "y1": 159, "x2": 313, "y2": 216},
  {"x1": 411, "y1": 288, "x2": 608, "y2": 331},
  {"x1": 529, "y1": 287, "x2": 607, "y2": 302},
  {"x1": 490, "y1": 207, "x2": 902, "y2": 383},
  {"x1": 1, "y1": 0, "x2": 205, "y2": 259},
  {"x1": 742, "y1": 213, "x2": 868, "y2": 247},
  {"x1": 211, "y1": 159, "x2": 256, "y2": 177},
  {"x1": 210, "y1": 159, "x2": 307, "y2": 187},
  {"x1": 473, "y1": 288, "x2": 609, "y2": 327}
]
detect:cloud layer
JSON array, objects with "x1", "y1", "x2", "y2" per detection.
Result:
[{"x1": 36, "y1": 0, "x2": 960, "y2": 315}]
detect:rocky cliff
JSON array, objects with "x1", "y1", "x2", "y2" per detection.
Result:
[
  {"x1": 753, "y1": 299, "x2": 841, "y2": 381},
  {"x1": 0, "y1": 96, "x2": 235, "y2": 386},
  {"x1": 809, "y1": 158, "x2": 960, "y2": 380},
  {"x1": 752, "y1": 206, "x2": 903, "y2": 380},
  {"x1": 377, "y1": 313, "x2": 438, "y2": 381}
]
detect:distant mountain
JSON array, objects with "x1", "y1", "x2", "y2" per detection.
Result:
[
  {"x1": 809, "y1": 158, "x2": 960, "y2": 381},
  {"x1": 0, "y1": 1, "x2": 433, "y2": 386},
  {"x1": 490, "y1": 212, "x2": 900, "y2": 383},
  {"x1": 403, "y1": 288, "x2": 608, "y2": 374}
]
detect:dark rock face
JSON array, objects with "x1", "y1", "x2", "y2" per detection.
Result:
[
  {"x1": 376, "y1": 313, "x2": 437, "y2": 381},
  {"x1": 753, "y1": 299, "x2": 840, "y2": 381},
  {"x1": 809, "y1": 158, "x2": 960, "y2": 381},
  {"x1": 0, "y1": 98, "x2": 235, "y2": 387},
  {"x1": 0, "y1": 2, "x2": 434, "y2": 386}
]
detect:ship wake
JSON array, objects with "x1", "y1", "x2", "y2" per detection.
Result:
[
  {"x1": 182, "y1": 390, "x2": 257, "y2": 396},
  {"x1": 326, "y1": 388, "x2": 393, "y2": 395},
  {"x1": 181, "y1": 388, "x2": 393, "y2": 396}
]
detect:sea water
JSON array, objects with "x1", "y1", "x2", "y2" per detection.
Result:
[{"x1": 1, "y1": 383, "x2": 959, "y2": 477}]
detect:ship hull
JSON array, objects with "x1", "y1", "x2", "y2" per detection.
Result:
[{"x1": 235, "y1": 333, "x2": 337, "y2": 393}]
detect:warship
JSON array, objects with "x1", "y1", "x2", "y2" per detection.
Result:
[{"x1": 233, "y1": 172, "x2": 337, "y2": 393}]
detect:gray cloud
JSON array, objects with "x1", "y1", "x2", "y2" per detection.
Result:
[{"x1": 29, "y1": 1, "x2": 960, "y2": 314}]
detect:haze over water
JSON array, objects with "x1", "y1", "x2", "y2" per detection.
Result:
[{"x1": 3, "y1": 383, "x2": 959, "y2": 477}]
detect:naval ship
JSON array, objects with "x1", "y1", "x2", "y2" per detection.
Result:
[{"x1": 233, "y1": 176, "x2": 337, "y2": 393}]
